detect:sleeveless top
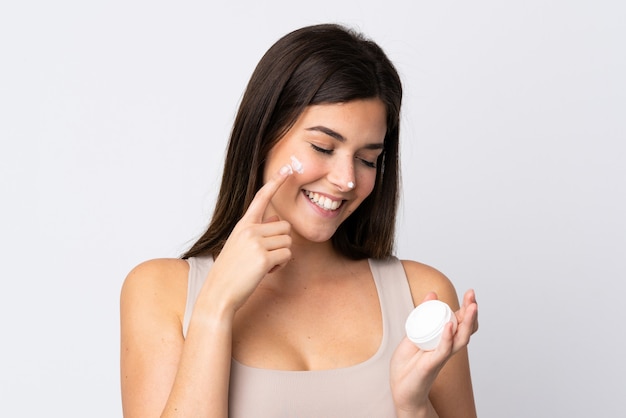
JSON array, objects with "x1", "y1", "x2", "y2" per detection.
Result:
[{"x1": 183, "y1": 256, "x2": 415, "y2": 418}]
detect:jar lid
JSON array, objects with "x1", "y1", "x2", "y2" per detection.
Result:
[{"x1": 405, "y1": 300, "x2": 451, "y2": 342}]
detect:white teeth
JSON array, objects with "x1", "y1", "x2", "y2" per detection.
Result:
[{"x1": 305, "y1": 191, "x2": 342, "y2": 211}]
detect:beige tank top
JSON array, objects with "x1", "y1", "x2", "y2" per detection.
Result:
[{"x1": 183, "y1": 256, "x2": 415, "y2": 418}]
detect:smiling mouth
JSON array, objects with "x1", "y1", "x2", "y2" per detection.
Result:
[{"x1": 304, "y1": 190, "x2": 343, "y2": 211}]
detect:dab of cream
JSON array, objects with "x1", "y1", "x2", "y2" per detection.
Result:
[{"x1": 290, "y1": 155, "x2": 304, "y2": 174}]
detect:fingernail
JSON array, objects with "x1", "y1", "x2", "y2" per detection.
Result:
[{"x1": 280, "y1": 164, "x2": 293, "y2": 175}]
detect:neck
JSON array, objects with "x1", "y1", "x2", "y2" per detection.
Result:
[{"x1": 267, "y1": 238, "x2": 350, "y2": 286}]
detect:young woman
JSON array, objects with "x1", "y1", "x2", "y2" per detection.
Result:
[{"x1": 120, "y1": 23, "x2": 478, "y2": 417}]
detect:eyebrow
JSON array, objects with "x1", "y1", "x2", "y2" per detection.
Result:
[{"x1": 305, "y1": 126, "x2": 384, "y2": 149}]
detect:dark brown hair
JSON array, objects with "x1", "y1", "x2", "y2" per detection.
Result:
[{"x1": 183, "y1": 23, "x2": 402, "y2": 260}]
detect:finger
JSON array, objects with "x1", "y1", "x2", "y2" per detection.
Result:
[
  {"x1": 256, "y1": 220, "x2": 291, "y2": 237},
  {"x1": 466, "y1": 300, "x2": 479, "y2": 334},
  {"x1": 262, "y1": 234, "x2": 292, "y2": 251},
  {"x1": 244, "y1": 165, "x2": 292, "y2": 222},
  {"x1": 266, "y1": 247, "x2": 292, "y2": 274},
  {"x1": 456, "y1": 290, "x2": 478, "y2": 327},
  {"x1": 452, "y1": 302, "x2": 478, "y2": 352},
  {"x1": 263, "y1": 215, "x2": 280, "y2": 224},
  {"x1": 453, "y1": 289, "x2": 477, "y2": 324},
  {"x1": 420, "y1": 291, "x2": 438, "y2": 304},
  {"x1": 435, "y1": 321, "x2": 456, "y2": 357},
  {"x1": 462, "y1": 289, "x2": 477, "y2": 309}
]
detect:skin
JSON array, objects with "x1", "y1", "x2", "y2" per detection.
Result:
[{"x1": 120, "y1": 98, "x2": 478, "y2": 417}]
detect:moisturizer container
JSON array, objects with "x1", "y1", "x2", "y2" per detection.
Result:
[{"x1": 405, "y1": 300, "x2": 458, "y2": 351}]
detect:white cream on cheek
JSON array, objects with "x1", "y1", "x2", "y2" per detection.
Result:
[{"x1": 290, "y1": 155, "x2": 304, "y2": 174}]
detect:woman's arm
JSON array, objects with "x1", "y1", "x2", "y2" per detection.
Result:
[
  {"x1": 120, "y1": 166, "x2": 293, "y2": 417},
  {"x1": 120, "y1": 258, "x2": 235, "y2": 418},
  {"x1": 390, "y1": 261, "x2": 478, "y2": 418}
]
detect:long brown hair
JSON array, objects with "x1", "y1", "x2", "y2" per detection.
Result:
[{"x1": 183, "y1": 24, "x2": 402, "y2": 260}]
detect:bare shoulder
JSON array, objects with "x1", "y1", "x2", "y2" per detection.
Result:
[
  {"x1": 120, "y1": 258, "x2": 190, "y2": 323},
  {"x1": 120, "y1": 259, "x2": 191, "y2": 416},
  {"x1": 122, "y1": 258, "x2": 190, "y2": 286},
  {"x1": 400, "y1": 259, "x2": 460, "y2": 310}
]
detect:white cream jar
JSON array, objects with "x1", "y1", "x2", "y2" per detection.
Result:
[{"x1": 405, "y1": 300, "x2": 458, "y2": 351}]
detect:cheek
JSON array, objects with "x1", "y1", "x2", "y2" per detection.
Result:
[
  {"x1": 356, "y1": 170, "x2": 378, "y2": 196},
  {"x1": 294, "y1": 153, "x2": 324, "y2": 177}
]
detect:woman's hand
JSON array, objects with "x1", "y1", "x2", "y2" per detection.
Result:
[
  {"x1": 200, "y1": 165, "x2": 294, "y2": 315},
  {"x1": 390, "y1": 290, "x2": 478, "y2": 417}
]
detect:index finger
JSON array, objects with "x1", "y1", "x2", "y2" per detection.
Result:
[{"x1": 243, "y1": 164, "x2": 292, "y2": 221}]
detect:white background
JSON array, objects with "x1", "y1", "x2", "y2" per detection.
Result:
[{"x1": 1, "y1": 1, "x2": 624, "y2": 417}]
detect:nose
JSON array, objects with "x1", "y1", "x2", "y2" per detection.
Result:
[{"x1": 328, "y1": 156, "x2": 356, "y2": 192}]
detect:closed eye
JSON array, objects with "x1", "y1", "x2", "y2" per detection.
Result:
[
  {"x1": 310, "y1": 143, "x2": 333, "y2": 154},
  {"x1": 359, "y1": 158, "x2": 376, "y2": 168},
  {"x1": 312, "y1": 143, "x2": 379, "y2": 168}
]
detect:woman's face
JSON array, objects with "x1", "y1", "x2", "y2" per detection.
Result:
[{"x1": 263, "y1": 98, "x2": 387, "y2": 244}]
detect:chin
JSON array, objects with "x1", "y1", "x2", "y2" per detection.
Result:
[{"x1": 296, "y1": 226, "x2": 339, "y2": 244}]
